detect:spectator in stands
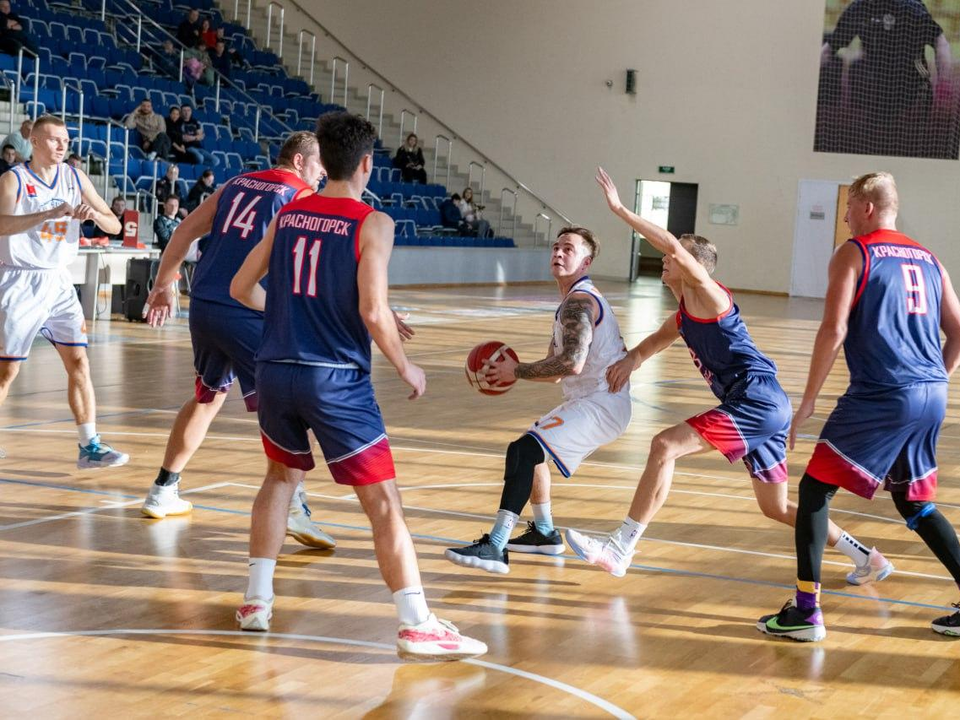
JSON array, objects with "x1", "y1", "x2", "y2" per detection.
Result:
[
  {"x1": 185, "y1": 169, "x2": 216, "y2": 212},
  {"x1": 66, "y1": 153, "x2": 81, "y2": 169},
  {"x1": 106, "y1": 196, "x2": 126, "y2": 242},
  {"x1": 393, "y1": 133, "x2": 427, "y2": 184},
  {"x1": 155, "y1": 163, "x2": 188, "y2": 219},
  {"x1": 0, "y1": 0, "x2": 39, "y2": 58},
  {"x1": 200, "y1": 17, "x2": 217, "y2": 49},
  {"x1": 166, "y1": 105, "x2": 188, "y2": 162},
  {"x1": 209, "y1": 40, "x2": 231, "y2": 79},
  {"x1": 440, "y1": 192, "x2": 468, "y2": 233},
  {"x1": 179, "y1": 104, "x2": 218, "y2": 166},
  {"x1": 124, "y1": 99, "x2": 172, "y2": 161},
  {"x1": 457, "y1": 187, "x2": 490, "y2": 237},
  {"x1": 216, "y1": 27, "x2": 248, "y2": 69},
  {"x1": 0, "y1": 143, "x2": 16, "y2": 174},
  {"x1": 153, "y1": 196, "x2": 181, "y2": 252},
  {"x1": 177, "y1": 8, "x2": 201, "y2": 48},
  {"x1": 155, "y1": 39, "x2": 180, "y2": 79},
  {"x1": 182, "y1": 38, "x2": 214, "y2": 88},
  {"x1": 2, "y1": 119, "x2": 31, "y2": 162}
]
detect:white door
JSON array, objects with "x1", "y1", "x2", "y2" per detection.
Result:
[{"x1": 790, "y1": 180, "x2": 841, "y2": 298}]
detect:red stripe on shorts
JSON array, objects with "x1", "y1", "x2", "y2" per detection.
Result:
[
  {"x1": 686, "y1": 408, "x2": 747, "y2": 463},
  {"x1": 261, "y1": 432, "x2": 316, "y2": 471},
  {"x1": 805, "y1": 441, "x2": 879, "y2": 499},
  {"x1": 328, "y1": 436, "x2": 396, "y2": 486}
]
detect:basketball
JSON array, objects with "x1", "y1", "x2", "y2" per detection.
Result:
[{"x1": 465, "y1": 341, "x2": 520, "y2": 395}]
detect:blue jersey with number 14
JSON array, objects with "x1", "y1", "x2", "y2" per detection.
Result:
[
  {"x1": 190, "y1": 169, "x2": 311, "y2": 308},
  {"x1": 845, "y1": 229, "x2": 947, "y2": 390}
]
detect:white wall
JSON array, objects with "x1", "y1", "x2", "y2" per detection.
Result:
[{"x1": 302, "y1": 0, "x2": 960, "y2": 292}]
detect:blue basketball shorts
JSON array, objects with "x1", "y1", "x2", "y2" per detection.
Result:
[
  {"x1": 256, "y1": 362, "x2": 396, "y2": 485},
  {"x1": 806, "y1": 382, "x2": 946, "y2": 501},
  {"x1": 686, "y1": 373, "x2": 792, "y2": 483},
  {"x1": 189, "y1": 298, "x2": 263, "y2": 411}
]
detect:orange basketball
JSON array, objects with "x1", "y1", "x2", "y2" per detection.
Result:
[{"x1": 465, "y1": 341, "x2": 520, "y2": 396}]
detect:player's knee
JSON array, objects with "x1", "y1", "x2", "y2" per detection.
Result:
[
  {"x1": 757, "y1": 496, "x2": 790, "y2": 522},
  {"x1": 893, "y1": 493, "x2": 937, "y2": 531},
  {"x1": 504, "y1": 434, "x2": 545, "y2": 485},
  {"x1": 649, "y1": 430, "x2": 677, "y2": 462},
  {"x1": 0, "y1": 360, "x2": 21, "y2": 386},
  {"x1": 63, "y1": 352, "x2": 90, "y2": 380}
]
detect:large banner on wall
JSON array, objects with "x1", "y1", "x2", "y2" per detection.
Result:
[{"x1": 816, "y1": 0, "x2": 960, "y2": 159}]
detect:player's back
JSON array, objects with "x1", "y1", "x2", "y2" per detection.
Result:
[
  {"x1": 845, "y1": 229, "x2": 947, "y2": 389},
  {"x1": 190, "y1": 169, "x2": 310, "y2": 308},
  {"x1": 257, "y1": 194, "x2": 376, "y2": 371}
]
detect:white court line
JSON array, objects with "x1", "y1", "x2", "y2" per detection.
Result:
[
  {"x1": 0, "y1": 482, "x2": 232, "y2": 531},
  {"x1": 0, "y1": 629, "x2": 634, "y2": 720},
  {"x1": 227, "y1": 482, "x2": 950, "y2": 581}
]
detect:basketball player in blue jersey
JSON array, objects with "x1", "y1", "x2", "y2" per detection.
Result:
[
  {"x1": 137, "y1": 132, "x2": 336, "y2": 549},
  {"x1": 229, "y1": 112, "x2": 486, "y2": 660},
  {"x1": 565, "y1": 168, "x2": 884, "y2": 583},
  {"x1": 0, "y1": 115, "x2": 128, "y2": 469},
  {"x1": 759, "y1": 172, "x2": 960, "y2": 642}
]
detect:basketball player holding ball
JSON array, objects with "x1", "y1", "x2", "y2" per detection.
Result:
[{"x1": 445, "y1": 227, "x2": 632, "y2": 573}]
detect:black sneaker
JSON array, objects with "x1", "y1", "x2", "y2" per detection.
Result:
[
  {"x1": 932, "y1": 602, "x2": 960, "y2": 636},
  {"x1": 506, "y1": 522, "x2": 564, "y2": 555},
  {"x1": 756, "y1": 599, "x2": 826, "y2": 642},
  {"x1": 444, "y1": 533, "x2": 510, "y2": 574}
]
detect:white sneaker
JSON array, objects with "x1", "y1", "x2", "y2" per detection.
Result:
[
  {"x1": 236, "y1": 596, "x2": 273, "y2": 631},
  {"x1": 846, "y1": 547, "x2": 895, "y2": 585},
  {"x1": 565, "y1": 528, "x2": 633, "y2": 578},
  {"x1": 77, "y1": 435, "x2": 129, "y2": 470},
  {"x1": 286, "y1": 506, "x2": 336, "y2": 549},
  {"x1": 396, "y1": 613, "x2": 487, "y2": 661},
  {"x1": 141, "y1": 481, "x2": 193, "y2": 519}
]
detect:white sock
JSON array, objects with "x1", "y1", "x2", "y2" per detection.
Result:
[
  {"x1": 531, "y1": 501, "x2": 554, "y2": 533},
  {"x1": 393, "y1": 585, "x2": 430, "y2": 625},
  {"x1": 77, "y1": 422, "x2": 97, "y2": 446},
  {"x1": 489, "y1": 509, "x2": 519, "y2": 550},
  {"x1": 612, "y1": 517, "x2": 647, "y2": 553},
  {"x1": 834, "y1": 531, "x2": 870, "y2": 565},
  {"x1": 245, "y1": 557, "x2": 277, "y2": 600}
]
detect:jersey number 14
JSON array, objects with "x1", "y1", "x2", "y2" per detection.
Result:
[{"x1": 221, "y1": 192, "x2": 262, "y2": 239}]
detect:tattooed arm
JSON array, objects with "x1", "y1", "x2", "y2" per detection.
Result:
[{"x1": 483, "y1": 294, "x2": 596, "y2": 385}]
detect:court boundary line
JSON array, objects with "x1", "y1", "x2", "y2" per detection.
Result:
[{"x1": 0, "y1": 629, "x2": 634, "y2": 719}]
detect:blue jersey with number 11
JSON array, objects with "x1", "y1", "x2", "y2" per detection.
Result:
[
  {"x1": 845, "y1": 229, "x2": 947, "y2": 389},
  {"x1": 190, "y1": 169, "x2": 311, "y2": 308}
]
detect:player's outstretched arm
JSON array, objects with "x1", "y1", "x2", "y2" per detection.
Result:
[
  {"x1": 358, "y1": 211, "x2": 425, "y2": 400},
  {"x1": 229, "y1": 215, "x2": 276, "y2": 312},
  {"x1": 595, "y1": 167, "x2": 712, "y2": 288},
  {"x1": 145, "y1": 187, "x2": 224, "y2": 326},
  {"x1": 789, "y1": 242, "x2": 861, "y2": 449},
  {"x1": 939, "y1": 264, "x2": 960, "y2": 376},
  {"x1": 0, "y1": 171, "x2": 73, "y2": 235},
  {"x1": 75, "y1": 168, "x2": 121, "y2": 235},
  {"x1": 606, "y1": 315, "x2": 680, "y2": 393}
]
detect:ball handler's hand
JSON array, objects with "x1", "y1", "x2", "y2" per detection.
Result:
[
  {"x1": 73, "y1": 204, "x2": 98, "y2": 222},
  {"x1": 483, "y1": 354, "x2": 518, "y2": 385},
  {"x1": 789, "y1": 399, "x2": 815, "y2": 451},
  {"x1": 144, "y1": 285, "x2": 176, "y2": 327}
]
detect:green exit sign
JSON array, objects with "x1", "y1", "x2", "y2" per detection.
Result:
[{"x1": 658, "y1": 165, "x2": 675, "y2": 174}]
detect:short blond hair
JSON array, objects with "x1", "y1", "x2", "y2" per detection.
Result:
[
  {"x1": 849, "y1": 172, "x2": 899, "y2": 214},
  {"x1": 31, "y1": 115, "x2": 65, "y2": 134}
]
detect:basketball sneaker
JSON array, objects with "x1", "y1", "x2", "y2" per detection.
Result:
[
  {"x1": 506, "y1": 521, "x2": 565, "y2": 555},
  {"x1": 141, "y1": 481, "x2": 193, "y2": 519},
  {"x1": 757, "y1": 599, "x2": 827, "y2": 642},
  {"x1": 236, "y1": 596, "x2": 274, "y2": 632},
  {"x1": 564, "y1": 528, "x2": 632, "y2": 578},
  {"x1": 396, "y1": 613, "x2": 488, "y2": 661},
  {"x1": 77, "y1": 435, "x2": 129, "y2": 469},
  {"x1": 286, "y1": 489, "x2": 336, "y2": 549},
  {"x1": 444, "y1": 534, "x2": 509, "y2": 574},
  {"x1": 846, "y1": 547, "x2": 894, "y2": 585},
  {"x1": 931, "y1": 603, "x2": 960, "y2": 636}
]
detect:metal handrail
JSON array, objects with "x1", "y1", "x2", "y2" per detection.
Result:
[
  {"x1": 297, "y1": 29, "x2": 316, "y2": 84},
  {"x1": 102, "y1": 119, "x2": 131, "y2": 200},
  {"x1": 498, "y1": 188, "x2": 518, "y2": 239},
  {"x1": 266, "y1": 2, "x2": 285, "y2": 58},
  {"x1": 15, "y1": 47, "x2": 40, "y2": 122},
  {"x1": 330, "y1": 56, "x2": 349, "y2": 107},
  {"x1": 468, "y1": 161, "x2": 485, "y2": 199},
  {"x1": 365, "y1": 83, "x2": 384, "y2": 137},
  {"x1": 0, "y1": 74, "x2": 14, "y2": 138},
  {"x1": 237, "y1": 0, "x2": 571, "y2": 226},
  {"x1": 399, "y1": 109, "x2": 417, "y2": 147},
  {"x1": 60, "y1": 80, "x2": 84, "y2": 154},
  {"x1": 233, "y1": 0, "x2": 253, "y2": 29},
  {"x1": 433, "y1": 134, "x2": 451, "y2": 187},
  {"x1": 534, "y1": 212, "x2": 552, "y2": 246}
]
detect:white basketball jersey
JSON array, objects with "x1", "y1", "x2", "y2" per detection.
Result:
[
  {"x1": 552, "y1": 276, "x2": 629, "y2": 400},
  {"x1": 0, "y1": 163, "x2": 81, "y2": 269}
]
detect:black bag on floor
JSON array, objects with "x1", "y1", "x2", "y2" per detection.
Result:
[{"x1": 124, "y1": 258, "x2": 160, "y2": 322}]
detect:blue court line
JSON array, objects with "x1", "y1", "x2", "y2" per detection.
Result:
[{"x1": 4, "y1": 476, "x2": 955, "y2": 614}]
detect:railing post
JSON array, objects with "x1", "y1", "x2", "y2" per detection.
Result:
[
  {"x1": 534, "y1": 212, "x2": 552, "y2": 245},
  {"x1": 266, "y1": 3, "x2": 284, "y2": 56},
  {"x1": 178, "y1": 48, "x2": 184, "y2": 82},
  {"x1": 433, "y1": 134, "x2": 451, "y2": 187},
  {"x1": 215, "y1": 76, "x2": 221, "y2": 112},
  {"x1": 468, "y1": 161, "x2": 485, "y2": 200},
  {"x1": 100, "y1": 0, "x2": 106, "y2": 21},
  {"x1": 233, "y1": 0, "x2": 239, "y2": 21},
  {"x1": 15, "y1": 48, "x2": 22, "y2": 108},
  {"x1": 136, "y1": 13, "x2": 142, "y2": 54},
  {"x1": 76, "y1": 88, "x2": 84, "y2": 156},
  {"x1": 60, "y1": 84, "x2": 67, "y2": 122},
  {"x1": 104, "y1": 124, "x2": 111, "y2": 198},
  {"x1": 366, "y1": 83, "x2": 384, "y2": 137},
  {"x1": 254, "y1": 105, "x2": 261, "y2": 143},
  {"x1": 330, "y1": 57, "x2": 349, "y2": 107},
  {"x1": 151, "y1": 160, "x2": 158, "y2": 216},
  {"x1": 498, "y1": 188, "x2": 518, "y2": 239},
  {"x1": 278, "y1": 6, "x2": 284, "y2": 58},
  {"x1": 122, "y1": 127, "x2": 130, "y2": 200},
  {"x1": 31, "y1": 53, "x2": 38, "y2": 121},
  {"x1": 398, "y1": 109, "x2": 418, "y2": 148},
  {"x1": 245, "y1": 0, "x2": 251, "y2": 31},
  {"x1": 297, "y1": 30, "x2": 316, "y2": 84}
]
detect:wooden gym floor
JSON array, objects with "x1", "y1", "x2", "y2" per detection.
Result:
[{"x1": 2, "y1": 277, "x2": 960, "y2": 718}]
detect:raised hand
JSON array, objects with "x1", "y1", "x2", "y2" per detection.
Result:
[{"x1": 595, "y1": 166, "x2": 624, "y2": 213}]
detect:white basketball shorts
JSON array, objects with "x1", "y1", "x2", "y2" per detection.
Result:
[
  {"x1": 527, "y1": 389, "x2": 632, "y2": 477},
  {"x1": 0, "y1": 266, "x2": 87, "y2": 360}
]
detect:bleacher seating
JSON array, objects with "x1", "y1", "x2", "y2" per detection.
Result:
[{"x1": 0, "y1": 0, "x2": 515, "y2": 247}]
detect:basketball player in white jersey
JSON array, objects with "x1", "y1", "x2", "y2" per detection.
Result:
[
  {"x1": 445, "y1": 227, "x2": 632, "y2": 573},
  {"x1": 0, "y1": 115, "x2": 128, "y2": 468}
]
